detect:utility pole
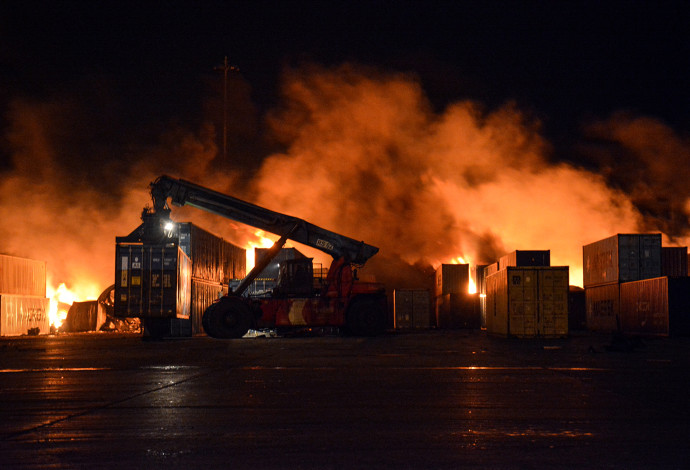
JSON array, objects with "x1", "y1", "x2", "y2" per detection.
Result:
[{"x1": 214, "y1": 56, "x2": 239, "y2": 161}]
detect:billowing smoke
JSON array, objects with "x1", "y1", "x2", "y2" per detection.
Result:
[
  {"x1": 252, "y1": 65, "x2": 643, "y2": 286},
  {"x1": 1, "y1": 63, "x2": 685, "y2": 298}
]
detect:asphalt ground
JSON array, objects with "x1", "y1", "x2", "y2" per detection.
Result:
[{"x1": 0, "y1": 329, "x2": 689, "y2": 469}]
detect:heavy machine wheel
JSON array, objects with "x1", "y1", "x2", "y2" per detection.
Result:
[
  {"x1": 203, "y1": 297, "x2": 253, "y2": 339},
  {"x1": 346, "y1": 298, "x2": 386, "y2": 336}
]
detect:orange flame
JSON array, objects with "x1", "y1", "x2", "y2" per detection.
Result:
[
  {"x1": 46, "y1": 281, "x2": 102, "y2": 328},
  {"x1": 245, "y1": 230, "x2": 278, "y2": 271}
]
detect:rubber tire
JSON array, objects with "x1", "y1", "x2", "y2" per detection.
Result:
[
  {"x1": 347, "y1": 298, "x2": 386, "y2": 337},
  {"x1": 203, "y1": 297, "x2": 252, "y2": 339}
]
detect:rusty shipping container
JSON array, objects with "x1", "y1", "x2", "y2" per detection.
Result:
[
  {"x1": 499, "y1": 250, "x2": 550, "y2": 269},
  {"x1": 583, "y1": 234, "x2": 661, "y2": 287},
  {"x1": 434, "y1": 264, "x2": 469, "y2": 297},
  {"x1": 661, "y1": 247, "x2": 688, "y2": 277},
  {"x1": 485, "y1": 267, "x2": 569, "y2": 338},
  {"x1": 0, "y1": 294, "x2": 50, "y2": 336},
  {"x1": 619, "y1": 276, "x2": 690, "y2": 337},
  {"x1": 394, "y1": 289, "x2": 431, "y2": 328},
  {"x1": 585, "y1": 283, "x2": 620, "y2": 332},
  {"x1": 190, "y1": 279, "x2": 225, "y2": 335},
  {"x1": 63, "y1": 301, "x2": 106, "y2": 332},
  {"x1": 0, "y1": 254, "x2": 46, "y2": 297},
  {"x1": 435, "y1": 293, "x2": 480, "y2": 329},
  {"x1": 114, "y1": 243, "x2": 191, "y2": 320}
]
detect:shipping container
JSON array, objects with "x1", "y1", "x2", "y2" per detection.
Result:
[
  {"x1": 619, "y1": 276, "x2": 690, "y2": 337},
  {"x1": 254, "y1": 247, "x2": 306, "y2": 279},
  {"x1": 484, "y1": 262, "x2": 500, "y2": 278},
  {"x1": 114, "y1": 243, "x2": 191, "y2": 320},
  {"x1": 0, "y1": 254, "x2": 46, "y2": 297},
  {"x1": 434, "y1": 264, "x2": 469, "y2": 297},
  {"x1": 63, "y1": 301, "x2": 106, "y2": 332},
  {"x1": 485, "y1": 267, "x2": 568, "y2": 338},
  {"x1": 499, "y1": 250, "x2": 550, "y2": 269},
  {"x1": 435, "y1": 293, "x2": 480, "y2": 329},
  {"x1": 585, "y1": 283, "x2": 620, "y2": 332},
  {"x1": 583, "y1": 234, "x2": 661, "y2": 287},
  {"x1": 178, "y1": 223, "x2": 246, "y2": 283},
  {"x1": 394, "y1": 289, "x2": 431, "y2": 328},
  {"x1": 0, "y1": 294, "x2": 50, "y2": 336},
  {"x1": 661, "y1": 247, "x2": 688, "y2": 277}
]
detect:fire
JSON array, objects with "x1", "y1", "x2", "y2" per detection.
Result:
[
  {"x1": 450, "y1": 256, "x2": 477, "y2": 294},
  {"x1": 46, "y1": 281, "x2": 102, "y2": 329},
  {"x1": 245, "y1": 230, "x2": 278, "y2": 271}
]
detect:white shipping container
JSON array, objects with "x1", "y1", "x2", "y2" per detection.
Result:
[
  {"x1": 0, "y1": 254, "x2": 46, "y2": 297},
  {"x1": 0, "y1": 294, "x2": 50, "y2": 336},
  {"x1": 486, "y1": 267, "x2": 569, "y2": 338}
]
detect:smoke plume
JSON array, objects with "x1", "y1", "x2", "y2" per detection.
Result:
[{"x1": 2, "y1": 63, "x2": 685, "y2": 298}]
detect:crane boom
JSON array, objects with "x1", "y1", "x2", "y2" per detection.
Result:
[{"x1": 150, "y1": 175, "x2": 379, "y2": 266}]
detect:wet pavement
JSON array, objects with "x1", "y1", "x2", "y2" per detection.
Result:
[{"x1": 1, "y1": 330, "x2": 689, "y2": 469}]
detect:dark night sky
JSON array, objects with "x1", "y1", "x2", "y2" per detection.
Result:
[{"x1": 1, "y1": 0, "x2": 689, "y2": 172}]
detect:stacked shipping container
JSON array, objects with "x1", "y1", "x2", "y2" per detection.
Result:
[
  {"x1": 0, "y1": 254, "x2": 50, "y2": 336},
  {"x1": 582, "y1": 234, "x2": 661, "y2": 332},
  {"x1": 485, "y1": 266, "x2": 569, "y2": 338}
]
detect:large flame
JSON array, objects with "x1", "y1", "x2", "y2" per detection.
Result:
[
  {"x1": 450, "y1": 256, "x2": 476, "y2": 294},
  {"x1": 245, "y1": 230, "x2": 278, "y2": 271},
  {"x1": 47, "y1": 280, "x2": 102, "y2": 329}
]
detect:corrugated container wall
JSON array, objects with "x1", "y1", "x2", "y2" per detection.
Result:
[
  {"x1": 114, "y1": 243, "x2": 191, "y2": 319},
  {"x1": 619, "y1": 276, "x2": 690, "y2": 337},
  {"x1": 661, "y1": 247, "x2": 688, "y2": 277},
  {"x1": 0, "y1": 254, "x2": 46, "y2": 297},
  {"x1": 394, "y1": 289, "x2": 430, "y2": 328},
  {"x1": 435, "y1": 264, "x2": 469, "y2": 297},
  {"x1": 190, "y1": 279, "x2": 225, "y2": 335},
  {"x1": 435, "y1": 293, "x2": 480, "y2": 329},
  {"x1": 499, "y1": 250, "x2": 550, "y2": 269},
  {"x1": 486, "y1": 267, "x2": 568, "y2": 338},
  {"x1": 583, "y1": 234, "x2": 661, "y2": 287},
  {"x1": 178, "y1": 223, "x2": 246, "y2": 283},
  {"x1": 585, "y1": 283, "x2": 620, "y2": 332},
  {"x1": 0, "y1": 294, "x2": 50, "y2": 336}
]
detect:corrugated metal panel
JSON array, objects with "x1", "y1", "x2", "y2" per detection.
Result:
[
  {"x1": 0, "y1": 254, "x2": 46, "y2": 297},
  {"x1": 434, "y1": 264, "x2": 469, "y2": 297},
  {"x1": 486, "y1": 267, "x2": 568, "y2": 338},
  {"x1": 620, "y1": 276, "x2": 690, "y2": 337},
  {"x1": 114, "y1": 243, "x2": 191, "y2": 319},
  {"x1": 499, "y1": 250, "x2": 550, "y2": 269},
  {"x1": 583, "y1": 234, "x2": 661, "y2": 287},
  {"x1": 585, "y1": 283, "x2": 620, "y2": 332},
  {"x1": 661, "y1": 247, "x2": 688, "y2": 277},
  {"x1": 394, "y1": 289, "x2": 430, "y2": 329},
  {"x1": 178, "y1": 223, "x2": 246, "y2": 283},
  {"x1": 0, "y1": 294, "x2": 50, "y2": 336},
  {"x1": 435, "y1": 293, "x2": 480, "y2": 329},
  {"x1": 484, "y1": 262, "x2": 499, "y2": 278},
  {"x1": 64, "y1": 301, "x2": 106, "y2": 332},
  {"x1": 190, "y1": 279, "x2": 224, "y2": 335}
]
